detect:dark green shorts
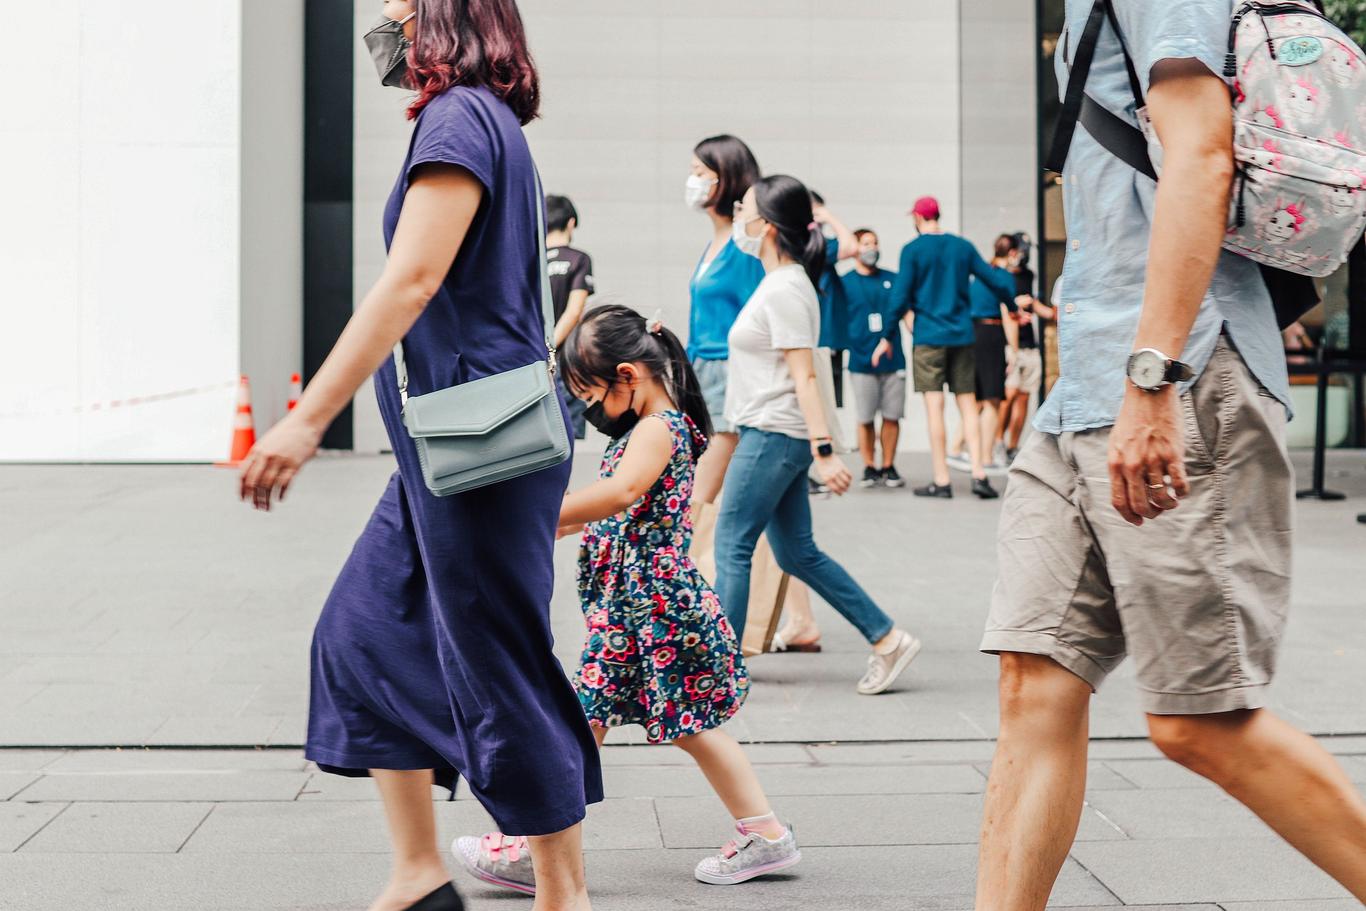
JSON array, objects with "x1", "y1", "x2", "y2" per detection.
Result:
[{"x1": 912, "y1": 344, "x2": 976, "y2": 394}]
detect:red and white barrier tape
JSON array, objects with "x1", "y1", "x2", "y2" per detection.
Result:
[{"x1": 0, "y1": 380, "x2": 237, "y2": 419}]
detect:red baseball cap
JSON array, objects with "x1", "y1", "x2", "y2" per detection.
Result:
[{"x1": 909, "y1": 196, "x2": 940, "y2": 220}]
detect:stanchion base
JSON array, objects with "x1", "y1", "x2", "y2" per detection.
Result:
[{"x1": 1296, "y1": 488, "x2": 1347, "y2": 501}]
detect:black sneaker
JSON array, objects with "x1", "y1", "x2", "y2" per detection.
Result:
[
  {"x1": 913, "y1": 481, "x2": 952, "y2": 498},
  {"x1": 860, "y1": 466, "x2": 882, "y2": 489},
  {"x1": 881, "y1": 465, "x2": 905, "y2": 488},
  {"x1": 971, "y1": 477, "x2": 1000, "y2": 499},
  {"x1": 808, "y1": 476, "x2": 829, "y2": 496}
]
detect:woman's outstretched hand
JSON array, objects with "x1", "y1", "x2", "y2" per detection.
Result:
[
  {"x1": 813, "y1": 454, "x2": 852, "y2": 496},
  {"x1": 238, "y1": 415, "x2": 323, "y2": 512}
]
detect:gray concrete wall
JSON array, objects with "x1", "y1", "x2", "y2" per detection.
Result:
[
  {"x1": 240, "y1": 0, "x2": 305, "y2": 430},
  {"x1": 958, "y1": 0, "x2": 1038, "y2": 256},
  {"x1": 350, "y1": 1, "x2": 965, "y2": 451}
]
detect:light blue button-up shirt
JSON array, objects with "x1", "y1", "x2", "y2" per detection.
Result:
[{"x1": 1038, "y1": 0, "x2": 1290, "y2": 434}]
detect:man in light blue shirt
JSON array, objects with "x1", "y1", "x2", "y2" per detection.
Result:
[{"x1": 975, "y1": 3, "x2": 1366, "y2": 907}]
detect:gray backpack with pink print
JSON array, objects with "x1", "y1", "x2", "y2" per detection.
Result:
[{"x1": 1050, "y1": 0, "x2": 1366, "y2": 325}]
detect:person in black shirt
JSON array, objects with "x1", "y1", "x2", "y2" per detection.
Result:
[
  {"x1": 995, "y1": 233, "x2": 1053, "y2": 462},
  {"x1": 546, "y1": 194, "x2": 595, "y2": 438}
]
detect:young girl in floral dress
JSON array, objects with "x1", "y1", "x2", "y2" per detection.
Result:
[{"x1": 455, "y1": 304, "x2": 799, "y2": 892}]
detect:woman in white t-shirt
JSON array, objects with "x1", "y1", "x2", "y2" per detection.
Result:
[{"x1": 714, "y1": 175, "x2": 922, "y2": 696}]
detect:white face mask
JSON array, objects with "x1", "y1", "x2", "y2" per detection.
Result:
[
  {"x1": 732, "y1": 215, "x2": 765, "y2": 258},
  {"x1": 685, "y1": 174, "x2": 716, "y2": 210}
]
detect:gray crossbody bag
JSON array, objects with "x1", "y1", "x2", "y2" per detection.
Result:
[{"x1": 393, "y1": 173, "x2": 570, "y2": 497}]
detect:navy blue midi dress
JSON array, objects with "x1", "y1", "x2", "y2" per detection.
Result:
[{"x1": 305, "y1": 85, "x2": 603, "y2": 837}]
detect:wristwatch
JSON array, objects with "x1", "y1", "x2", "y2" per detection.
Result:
[
  {"x1": 814, "y1": 438, "x2": 834, "y2": 458},
  {"x1": 1126, "y1": 347, "x2": 1194, "y2": 392}
]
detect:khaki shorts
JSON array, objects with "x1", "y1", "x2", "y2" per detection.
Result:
[
  {"x1": 1006, "y1": 347, "x2": 1042, "y2": 393},
  {"x1": 913, "y1": 344, "x2": 975, "y2": 395},
  {"x1": 981, "y1": 338, "x2": 1293, "y2": 714},
  {"x1": 850, "y1": 370, "x2": 907, "y2": 424}
]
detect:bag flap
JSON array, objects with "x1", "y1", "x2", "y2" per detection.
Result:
[{"x1": 403, "y1": 361, "x2": 551, "y2": 437}]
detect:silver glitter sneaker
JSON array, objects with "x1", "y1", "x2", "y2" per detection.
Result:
[
  {"x1": 453, "y1": 832, "x2": 536, "y2": 895},
  {"x1": 693, "y1": 822, "x2": 801, "y2": 885},
  {"x1": 857, "y1": 630, "x2": 922, "y2": 695}
]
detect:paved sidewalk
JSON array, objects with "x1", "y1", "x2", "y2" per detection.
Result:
[
  {"x1": 0, "y1": 739, "x2": 1363, "y2": 910},
  {"x1": 1, "y1": 449, "x2": 1364, "y2": 909}
]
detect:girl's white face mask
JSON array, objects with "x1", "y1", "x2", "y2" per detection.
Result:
[
  {"x1": 732, "y1": 215, "x2": 765, "y2": 258},
  {"x1": 684, "y1": 174, "x2": 717, "y2": 210}
]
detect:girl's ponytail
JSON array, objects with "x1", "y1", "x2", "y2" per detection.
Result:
[{"x1": 649, "y1": 321, "x2": 713, "y2": 449}]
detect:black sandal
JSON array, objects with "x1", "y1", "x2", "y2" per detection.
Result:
[{"x1": 403, "y1": 882, "x2": 464, "y2": 911}]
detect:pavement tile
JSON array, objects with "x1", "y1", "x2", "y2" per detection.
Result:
[
  {"x1": 1069, "y1": 838, "x2": 1354, "y2": 904},
  {"x1": 0, "y1": 712, "x2": 168, "y2": 747},
  {"x1": 1083, "y1": 788, "x2": 1271, "y2": 840},
  {"x1": 1220, "y1": 903, "x2": 1362, "y2": 910},
  {"x1": 805, "y1": 741, "x2": 998, "y2": 764},
  {"x1": 1101, "y1": 758, "x2": 1210, "y2": 789},
  {"x1": 180, "y1": 797, "x2": 660, "y2": 854},
  {"x1": 655, "y1": 793, "x2": 1123, "y2": 848},
  {"x1": 602, "y1": 762, "x2": 985, "y2": 799},
  {"x1": 0, "y1": 802, "x2": 67, "y2": 852},
  {"x1": 144, "y1": 716, "x2": 283, "y2": 747},
  {"x1": 0, "y1": 772, "x2": 41, "y2": 800},
  {"x1": 295, "y1": 771, "x2": 452, "y2": 801},
  {"x1": 19, "y1": 801, "x2": 213, "y2": 853},
  {"x1": 0, "y1": 750, "x2": 63, "y2": 772},
  {"x1": 971, "y1": 761, "x2": 1136, "y2": 792},
  {"x1": 17, "y1": 770, "x2": 311, "y2": 803},
  {"x1": 42, "y1": 749, "x2": 306, "y2": 773}
]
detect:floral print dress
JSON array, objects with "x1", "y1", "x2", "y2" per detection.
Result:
[{"x1": 575, "y1": 410, "x2": 749, "y2": 743}]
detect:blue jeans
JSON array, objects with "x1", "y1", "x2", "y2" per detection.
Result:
[{"x1": 714, "y1": 427, "x2": 895, "y2": 645}]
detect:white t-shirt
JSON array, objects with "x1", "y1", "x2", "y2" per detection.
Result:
[{"x1": 723, "y1": 264, "x2": 821, "y2": 440}]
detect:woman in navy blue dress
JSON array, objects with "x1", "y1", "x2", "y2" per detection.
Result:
[{"x1": 238, "y1": 3, "x2": 601, "y2": 910}]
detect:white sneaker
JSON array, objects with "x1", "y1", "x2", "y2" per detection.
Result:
[
  {"x1": 453, "y1": 832, "x2": 536, "y2": 895},
  {"x1": 694, "y1": 823, "x2": 801, "y2": 885},
  {"x1": 945, "y1": 453, "x2": 972, "y2": 473},
  {"x1": 857, "y1": 631, "x2": 922, "y2": 695}
]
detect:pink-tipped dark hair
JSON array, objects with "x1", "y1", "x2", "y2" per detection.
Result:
[{"x1": 405, "y1": 0, "x2": 540, "y2": 124}]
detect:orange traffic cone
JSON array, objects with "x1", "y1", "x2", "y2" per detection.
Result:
[
  {"x1": 215, "y1": 375, "x2": 256, "y2": 467},
  {"x1": 286, "y1": 372, "x2": 302, "y2": 411}
]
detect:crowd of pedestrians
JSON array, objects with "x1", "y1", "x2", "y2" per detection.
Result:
[{"x1": 232, "y1": 1, "x2": 1366, "y2": 910}]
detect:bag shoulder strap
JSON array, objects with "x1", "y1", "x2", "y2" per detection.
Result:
[
  {"x1": 394, "y1": 168, "x2": 554, "y2": 408},
  {"x1": 1047, "y1": 0, "x2": 1157, "y2": 181}
]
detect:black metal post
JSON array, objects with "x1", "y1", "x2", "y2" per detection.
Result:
[{"x1": 1296, "y1": 353, "x2": 1346, "y2": 500}]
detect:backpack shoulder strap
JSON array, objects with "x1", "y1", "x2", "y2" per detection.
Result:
[{"x1": 1047, "y1": 0, "x2": 1157, "y2": 181}]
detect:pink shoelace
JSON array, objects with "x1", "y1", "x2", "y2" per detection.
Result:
[{"x1": 480, "y1": 832, "x2": 529, "y2": 864}]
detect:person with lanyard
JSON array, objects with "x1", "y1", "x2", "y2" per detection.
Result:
[
  {"x1": 684, "y1": 134, "x2": 766, "y2": 504},
  {"x1": 545, "y1": 194, "x2": 594, "y2": 440},
  {"x1": 875, "y1": 196, "x2": 1021, "y2": 499},
  {"x1": 994, "y1": 232, "x2": 1053, "y2": 463},
  {"x1": 842, "y1": 228, "x2": 906, "y2": 488},
  {"x1": 809, "y1": 190, "x2": 859, "y2": 413},
  {"x1": 948, "y1": 234, "x2": 1019, "y2": 473},
  {"x1": 715, "y1": 174, "x2": 922, "y2": 696}
]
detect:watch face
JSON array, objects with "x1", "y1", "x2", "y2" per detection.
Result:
[{"x1": 1130, "y1": 350, "x2": 1166, "y2": 388}]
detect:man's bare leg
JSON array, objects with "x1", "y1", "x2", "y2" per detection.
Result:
[
  {"x1": 975, "y1": 654, "x2": 1092, "y2": 911},
  {"x1": 1148, "y1": 710, "x2": 1366, "y2": 900},
  {"x1": 924, "y1": 391, "x2": 949, "y2": 485},
  {"x1": 879, "y1": 418, "x2": 901, "y2": 470},
  {"x1": 857, "y1": 422, "x2": 877, "y2": 470},
  {"x1": 956, "y1": 392, "x2": 986, "y2": 479},
  {"x1": 978, "y1": 398, "x2": 1001, "y2": 465}
]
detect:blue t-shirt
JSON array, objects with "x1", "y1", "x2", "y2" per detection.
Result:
[
  {"x1": 889, "y1": 233, "x2": 1015, "y2": 347},
  {"x1": 816, "y1": 236, "x2": 850, "y2": 349},
  {"x1": 841, "y1": 268, "x2": 901, "y2": 374},
  {"x1": 687, "y1": 239, "x2": 765, "y2": 361},
  {"x1": 969, "y1": 266, "x2": 1019, "y2": 320},
  {"x1": 382, "y1": 85, "x2": 545, "y2": 392}
]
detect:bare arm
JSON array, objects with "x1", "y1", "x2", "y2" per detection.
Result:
[
  {"x1": 1108, "y1": 60, "x2": 1234, "y2": 525},
  {"x1": 239, "y1": 165, "x2": 484, "y2": 510},
  {"x1": 812, "y1": 204, "x2": 859, "y2": 260},
  {"x1": 558, "y1": 416, "x2": 674, "y2": 527},
  {"x1": 782, "y1": 347, "x2": 852, "y2": 495},
  {"x1": 552, "y1": 288, "x2": 590, "y2": 347}
]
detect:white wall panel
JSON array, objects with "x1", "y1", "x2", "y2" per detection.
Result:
[{"x1": 0, "y1": 2, "x2": 244, "y2": 460}]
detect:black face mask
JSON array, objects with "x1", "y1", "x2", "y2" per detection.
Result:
[
  {"x1": 584, "y1": 390, "x2": 639, "y2": 439},
  {"x1": 364, "y1": 13, "x2": 415, "y2": 89}
]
